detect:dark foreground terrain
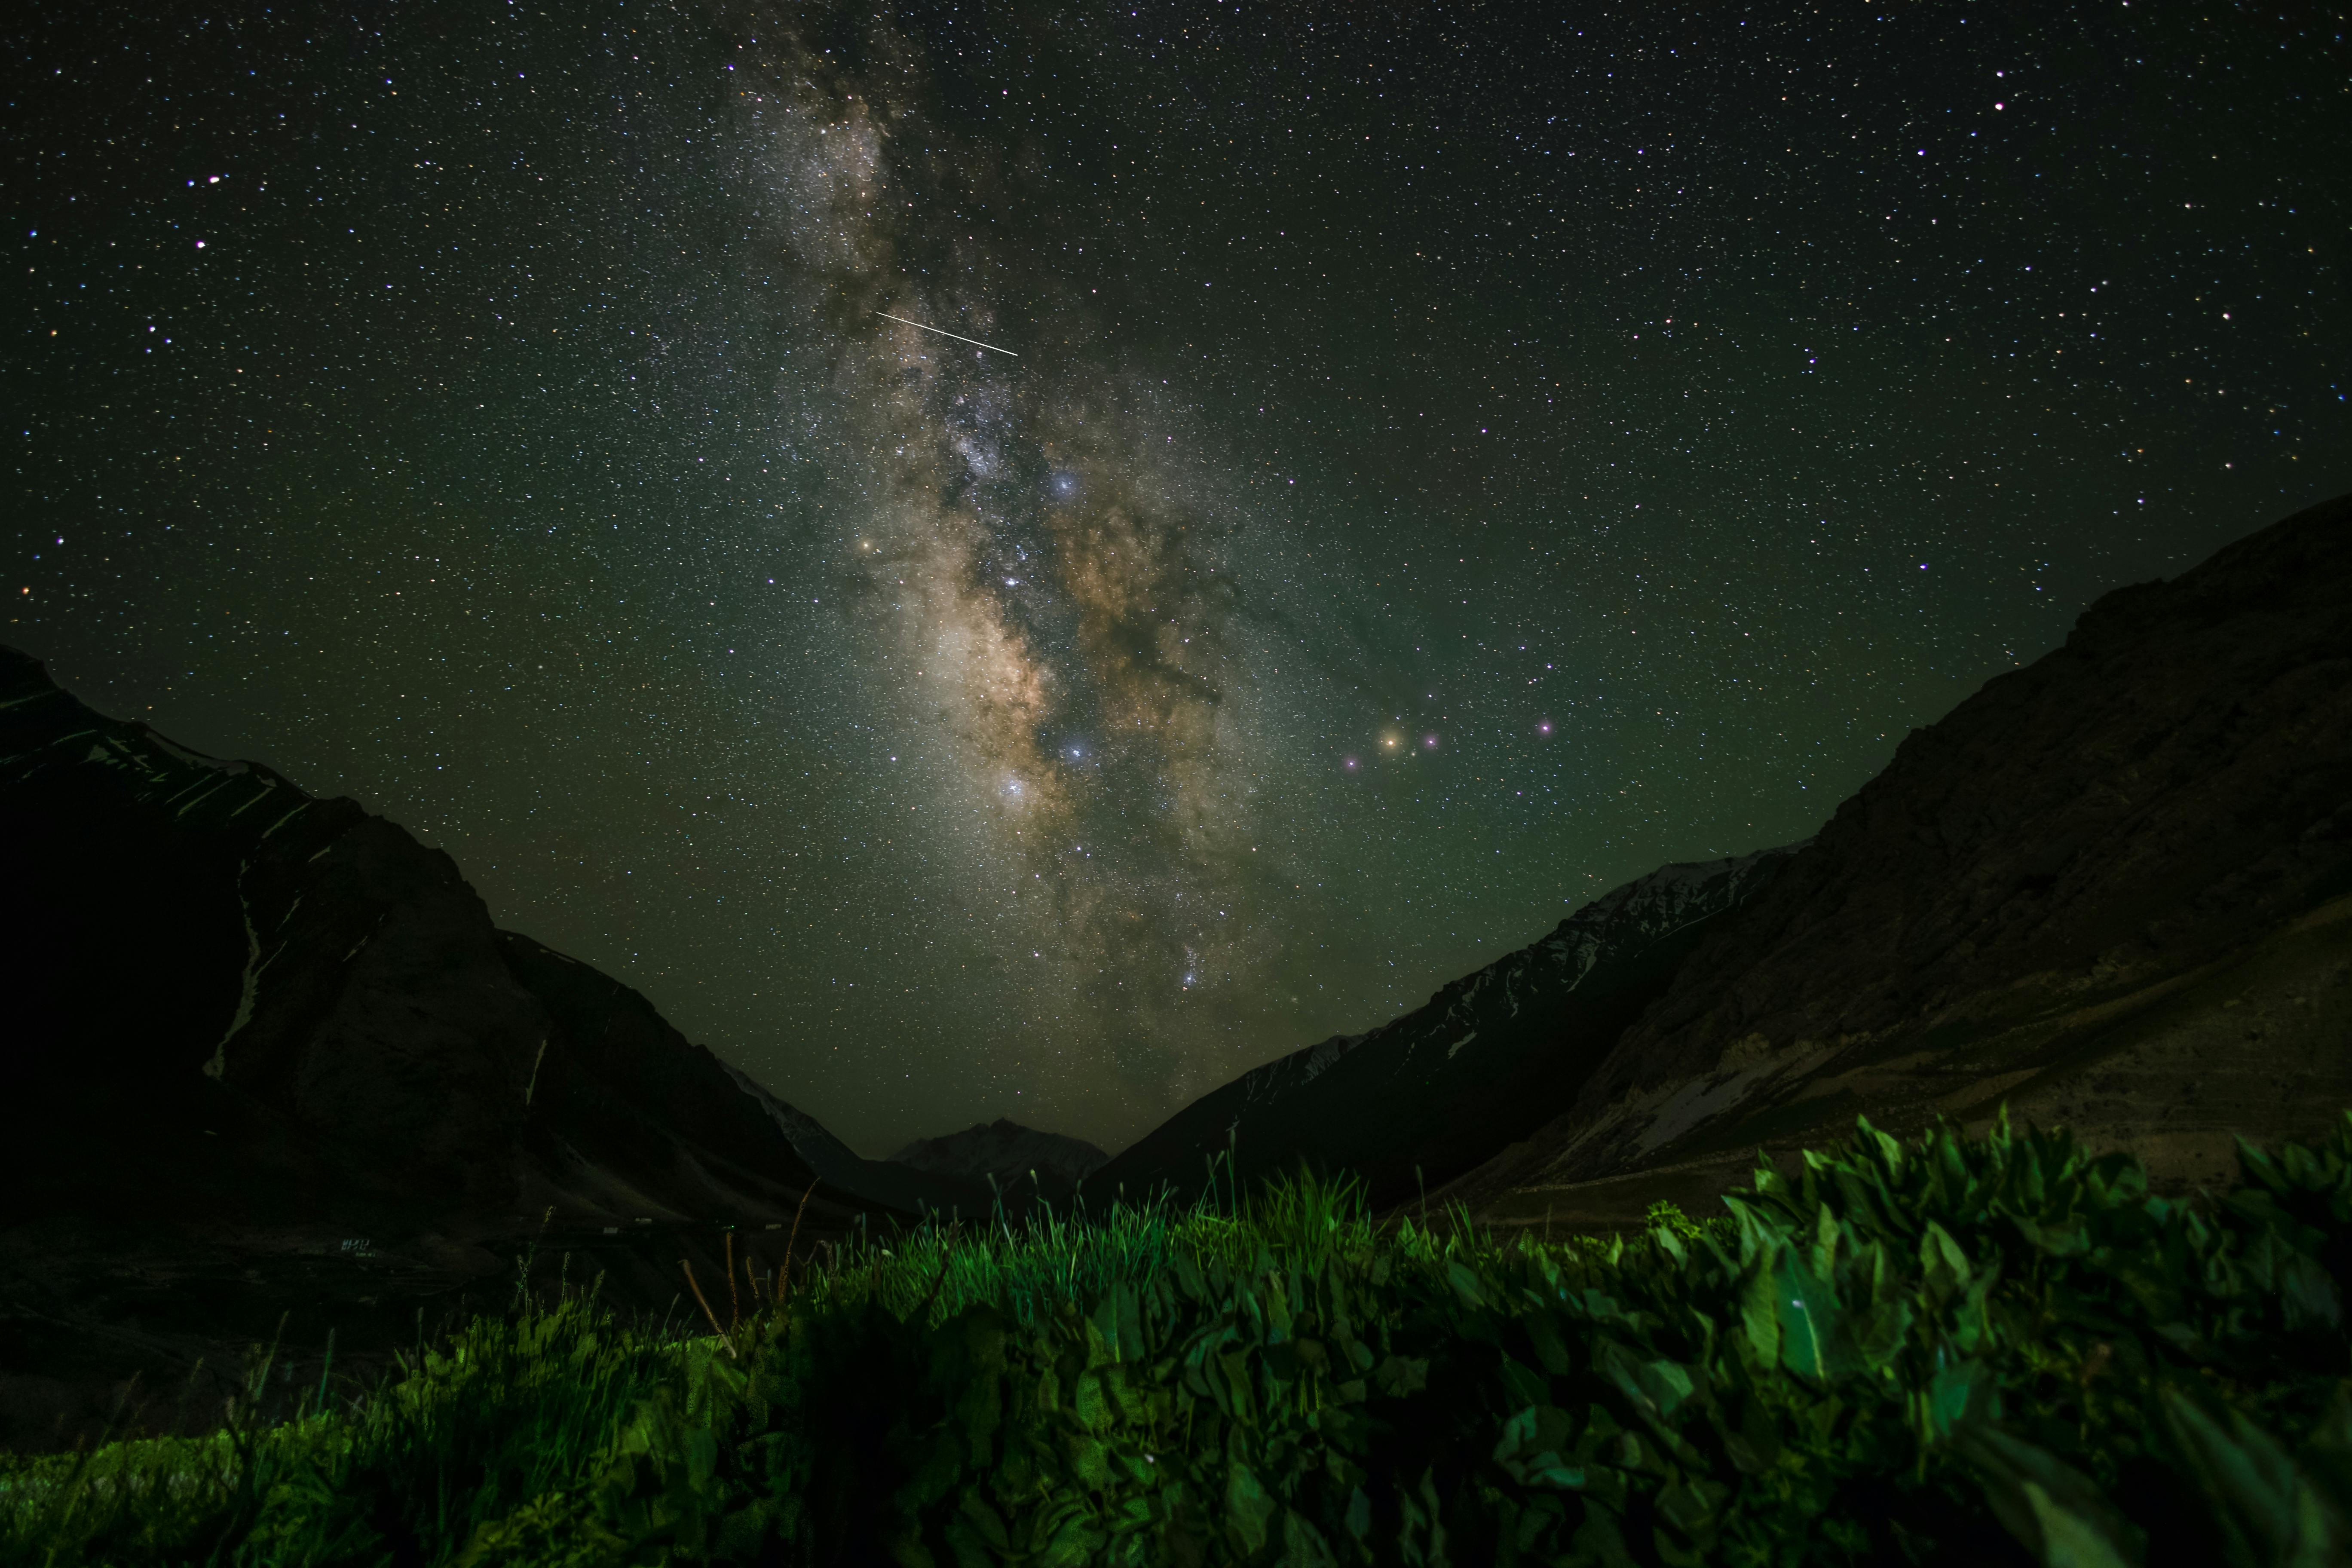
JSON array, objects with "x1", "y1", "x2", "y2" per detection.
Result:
[
  {"x1": 0, "y1": 646, "x2": 969, "y2": 1450},
  {"x1": 7, "y1": 1115, "x2": 2351, "y2": 1566}
]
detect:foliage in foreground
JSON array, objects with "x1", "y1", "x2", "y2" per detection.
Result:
[{"x1": 6, "y1": 1112, "x2": 2352, "y2": 1567}]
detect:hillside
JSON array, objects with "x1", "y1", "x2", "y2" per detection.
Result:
[
  {"x1": 1090, "y1": 846, "x2": 1801, "y2": 1208},
  {"x1": 1437, "y1": 490, "x2": 2352, "y2": 1228},
  {"x1": 1094, "y1": 492, "x2": 2352, "y2": 1234},
  {"x1": 0, "y1": 647, "x2": 958, "y2": 1446}
]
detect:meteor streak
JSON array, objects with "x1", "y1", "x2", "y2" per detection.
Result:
[{"x1": 874, "y1": 310, "x2": 1020, "y2": 358}]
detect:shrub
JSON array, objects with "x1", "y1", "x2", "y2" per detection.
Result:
[{"x1": 6, "y1": 1112, "x2": 2349, "y2": 1566}]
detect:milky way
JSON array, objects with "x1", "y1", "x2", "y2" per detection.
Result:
[
  {"x1": 689, "y1": 20, "x2": 1324, "y2": 1130},
  {"x1": 9, "y1": 1, "x2": 2344, "y2": 1151}
]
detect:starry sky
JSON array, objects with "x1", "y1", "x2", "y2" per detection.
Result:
[{"x1": 8, "y1": 2, "x2": 2346, "y2": 1155}]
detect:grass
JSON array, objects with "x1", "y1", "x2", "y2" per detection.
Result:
[
  {"x1": 4, "y1": 1112, "x2": 2350, "y2": 1566},
  {"x1": 0, "y1": 1180, "x2": 1277, "y2": 1565}
]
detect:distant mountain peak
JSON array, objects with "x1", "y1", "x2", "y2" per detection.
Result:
[{"x1": 887, "y1": 1119, "x2": 1109, "y2": 1197}]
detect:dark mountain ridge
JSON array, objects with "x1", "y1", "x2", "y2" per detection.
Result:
[
  {"x1": 1091, "y1": 845, "x2": 1802, "y2": 1209},
  {"x1": 0, "y1": 646, "x2": 965, "y2": 1446},
  {"x1": 0, "y1": 643, "x2": 965, "y2": 1232},
  {"x1": 1436, "y1": 491, "x2": 2352, "y2": 1228},
  {"x1": 886, "y1": 1119, "x2": 1109, "y2": 1206},
  {"x1": 1092, "y1": 493, "x2": 2352, "y2": 1233}
]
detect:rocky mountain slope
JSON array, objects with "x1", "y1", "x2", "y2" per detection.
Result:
[
  {"x1": 717, "y1": 1063, "x2": 995, "y2": 1219},
  {"x1": 1436, "y1": 491, "x2": 2352, "y2": 1230},
  {"x1": 0, "y1": 643, "x2": 959, "y2": 1231},
  {"x1": 1091, "y1": 845, "x2": 1802, "y2": 1208},
  {"x1": 887, "y1": 1119, "x2": 1109, "y2": 1206},
  {"x1": 0, "y1": 647, "x2": 960, "y2": 1445}
]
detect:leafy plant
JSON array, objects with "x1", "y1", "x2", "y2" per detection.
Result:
[{"x1": 7, "y1": 1113, "x2": 2351, "y2": 1566}]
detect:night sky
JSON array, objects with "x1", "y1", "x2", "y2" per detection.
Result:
[{"x1": 9, "y1": 3, "x2": 2346, "y2": 1155}]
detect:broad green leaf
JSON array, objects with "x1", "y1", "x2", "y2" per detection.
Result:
[
  {"x1": 1920, "y1": 1219, "x2": 1971, "y2": 1299},
  {"x1": 1635, "y1": 1357, "x2": 1696, "y2": 1421},
  {"x1": 957, "y1": 1489, "x2": 1013, "y2": 1553},
  {"x1": 2016, "y1": 1216, "x2": 2091, "y2": 1257},
  {"x1": 1446, "y1": 1259, "x2": 1485, "y2": 1309},
  {"x1": 1927, "y1": 1357, "x2": 1997, "y2": 1439},
  {"x1": 1721, "y1": 1393, "x2": 1782, "y2": 1476},
  {"x1": 1280, "y1": 1506, "x2": 1340, "y2": 1567},
  {"x1": 1494, "y1": 1404, "x2": 1585, "y2": 1490},
  {"x1": 2280, "y1": 1253, "x2": 2343, "y2": 1332},
  {"x1": 2022, "y1": 1481, "x2": 2138, "y2": 1568},
  {"x1": 1225, "y1": 1461, "x2": 1278, "y2": 1555},
  {"x1": 1569, "y1": 1506, "x2": 1639, "y2": 1568},
  {"x1": 1524, "y1": 1311, "x2": 1572, "y2": 1376},
  {"x1": 1219, "y1": 1348, "x2": 1256, "y2": 1421},
  {"x1": 1074, "y1": 1370, "x2": 1114, "y2": 1433},
  {"x1": 1655, "y1": 1477, "x2": 1728, "y2": 1539},
  {"x1": 1069, "y1": 1433, "x2": 1113, "y2": 1489},
  {"x1": 1038, "y1": 1505, "x2": 1108, "y2": 1568},
  {"x1": 2162, "y1": 1386, "x2": 2351, "y2": 1568},
  {"x1": 1739, "y1": 1252, "x2": 1781, "y2": 1366},
  {"x1": 1811, "y1": 1204, "x2": 1841, "y2": 1283},
  {"x1": 1853, "y1": 1297, "x2": 1915, "y2": 1374},
  {"x1": 1956, "y1": 1424, "x2": 2144, "y2": 1568},
  {"x1": 1499, "y1": 1355, "x2": 1549, "y2": 1412},
  {"x1": 1773, "y1": 1248, "x2": 1855, "y2": 1381}
]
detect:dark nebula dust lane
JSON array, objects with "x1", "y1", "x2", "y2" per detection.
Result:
[{"x1": 8, "y1": 2, "x2": 2346, "y2": 1152}]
